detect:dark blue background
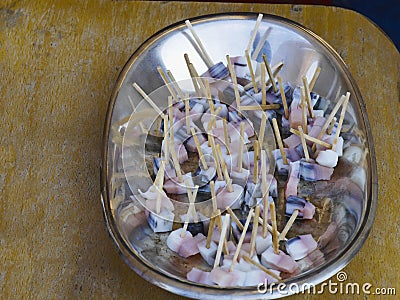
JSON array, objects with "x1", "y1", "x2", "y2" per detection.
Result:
[{"x1": 333, "y1": 0, "x2": 399, "y2": 50}]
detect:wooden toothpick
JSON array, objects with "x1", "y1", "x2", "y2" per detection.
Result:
[
  {"x1": 249, "y1": 205, "x2": 260, "y2": 257},
  {"x1": 226, "y1": 55, "x2": 242, "y2": 109},
  {"x1": 278, "y1": 210, "x2": 299, "y2": 241},
  {"x1": 309, "y1": 66, "x2": 321, "y2": 91},
  {"x1": 190, "y1": 127, "x2": 208, "y2": 170},
  {"x1": 185, "y1": 20, "x2": 214, "y2": 68},
  {"x1": 210, "y1": 181, "x2": 217, "y2": 211},
  {"x1": 222, "y1": 118, "x2": 231, "y2": 155},
  {"x1": 181, "y1": 183, "x2": 199, "y2": 237},
  {"x1": 230, "y1": 208, "x2": 254, "y2": 272},
  {"x1": 277, "y1": 76, "x2": 289, "y2": 120},
  {"x1": 133, "y1": 82, "x2": 164, "y2": 117},
  {"x1": 302, "y1": 76, "x2": 314, "y2": 118},
  {"x1": 157, "y1": 66, "x2": 178, "y2": 101},
  {"x1": 155, "y1": 160, "x2": 165, "y2": 214},
  {"x1": 243, "y1": 61, "x2": 284, "y2": 91},
  {"x1": 167, "y1": 96, "x2": 174, "y2": 142},
  {"x1": 262, "y1": 54, "x2": 278, "y2": 93},
  {"x1": 206, "y1": 209, "x2": 221, "y2": 249},
  {"x1": 246, "y1": 13, "x2": 263, "y2": 53},
  {"x1": 184, "y1": 53, "x2": 201, "y2": 97},
  {"x1": 238, "y1": 122, "x2": 245, "y2": 172},
  {"x1": 289, "y1": 128, "x2": 332, "y2": 149},
  {"x1": 261, "y1": 150, "x2": 269, "y2": 239},
  {"x1": 216, "y1": 144, "x2": 233, "y2": 192},
  {"x1": 245, "y1": 49, "x2": 258, "y2": 93},
  {"x1": 312, "y1": 94, "x2": 347, "y2": 151},
  {"x1": 261, "y1": 62, "x2": 267, "y2": 105},
  {"x1": 206, "y1": 214, "x2": 216, "y2": 249},
  {"x1": 213, "y1": 214, "x2": 230, "y2": 269},
  {"x1": 189, "y1": 62, "x2": 207, "y2": 97},
  {"x1": 332, "y1": 92, "x2": 350, "y2": 150},
  {"x1": 272, "y1": 118, "x2": 288, "y2": 165},
  {"x1": 169, "y1": 138, "x2": 183, "y2": 182},
  {"x1": 205, "y1": 79, "x2": 213, "y2": 108},
  {"x1": 163, "y1": 114, "x2": 169, "y2": 163},
  {"x1": 226, "y1": 207, "x2": 244, "y2": 231},
  {"x1": 300, "y1": 87, "x2": 308, "y2": 134},
  {"x1": 251, "y1": 27, "x2": 272, "y2": 61},
  {"x1": 208, "y1": 132, "x2": 223, "y2": 180},
  {"x1": 298, "y1": 126, "x2": 310, "y2": 162},
  {"x1": 184, "y1": 97, "x2": 190, "y2": 134},
  {"x1": 260, "y1": 150, "x2": 268, "y2": 198},
  {"x1": 238, "y1": 104, "x2": 281, "y2": 111},
  {"x1": 327, "y1": 116, "x2": 337, "y2": 135},
  {"x1": 270, "y1": 201, "x2": 279, "y2": 254},
  {"x1": 207, "y1": 106, "x2": 222, "y2": 131},
  {"x1": 242, "y1": 255, "x2": 281, "y2": 280},
  {"x1": 258, "y1": 111, "x2": 267, "y2": 148},
  {"x1": 154, "y1": 117, "x2": 163, "y2": 136},
  {"x1": 189, "y1": 185, "x2": 199, "y2": 223},
  {"x1": 166, "y1": 70, "x2": 185, "y2": 100},
  {"x1": 253, "y1": 140, "x2": 260, "y2": 183}
]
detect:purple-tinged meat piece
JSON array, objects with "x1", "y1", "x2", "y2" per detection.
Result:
[
  {"x1": 187, "y1": 268, "x2": 214, "y2": 285},
  {"x1": 179, "y1": 233, "x2": 206, "y2": 258},
  {"x1": 261, "y1": 246, "x2": 298, "y2": 273},
  {"x1": 216, "y1": 184, "x2": 244, "y2": 210},
  {"x1": 198, "y1": 239, "x2": 218, "y2": 266},
  {"x1": 285, "y1": 195, "x2": 315, "y2": 220},
  {"x1": 244, "y1": 269, "x2": 280, "y2": 286},
  {"x1": 208, "y1": 61, "x2": 229, "y2": 79},
  {"x1": 285, "y1": 161, "x2": 301, "y2": 198},
  {"x1": 167, "y1": 228, "x2": 193, "y2": 253},
  {"x1": 307, "y1": 117, "x2": 326, "y2": 144},
  {"x1": 286, "y1": 234, "x2": 318, "y2": 260},
  {"x1": 146, "y1": 210, "x2": 174, "y2": 233},
  {"x1": 283, "y1": 133, "x2": 301, "y2": 149},
  {"x1": 185, "y1": 132, "x2": 207, "y2": 152},
  {"x1": 209, "y1": 266, "x2": 247, "y2": 287},
  {"x1": 299, "y1": 159, "x2": 334, "y2": 181},
  {"x1": 189, "y1": 102, "x2": 205, "y2": 122},
  {"x1": 316, "y1": 149, "x2": 339, "y2": 168}
]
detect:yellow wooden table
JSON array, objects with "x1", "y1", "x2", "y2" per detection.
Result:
[{"x1": 0, "y1": 1, "x2": 399, "y2": 299}]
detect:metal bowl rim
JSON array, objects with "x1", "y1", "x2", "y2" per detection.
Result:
[{"x1": 100, "y1": 12, "x2": 378, "y2": 299}]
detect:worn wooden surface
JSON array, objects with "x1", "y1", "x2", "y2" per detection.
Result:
[{"x1": 0, "y1": 1, "x2": 399, "y2": 299}]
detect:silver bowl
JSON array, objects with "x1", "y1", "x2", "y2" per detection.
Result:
[{"x1": 101, "y1": 13, "x2": 377, "y2": 299}]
